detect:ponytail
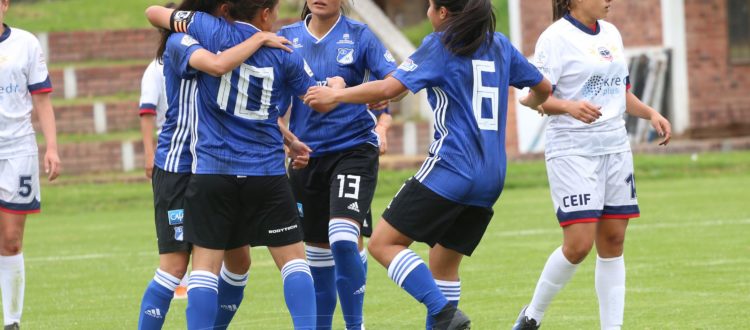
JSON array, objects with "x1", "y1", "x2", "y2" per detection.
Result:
[
  {"x1": 435, "y1": 0, "x2": 495, "y2": 56},
  {"x1": 552, "y1": 0, "x2": 571, "y2": 21}
]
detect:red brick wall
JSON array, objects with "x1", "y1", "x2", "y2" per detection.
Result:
[
  {"x1": 32, "y1": 101, "x2": 141, "y2": 134},
  {"x1": 39, "y1": 141, "x2": 145, "y2": 175},
  {"x1": 47, "y1": 29, "x2": 159, "y2": 63},
  {"x1": 49, "y1": 64, "x2": 149, "y2": 99},
  {"x1": 685, "y1": 0, "x2": 750, "y2": 137},
  {"x1": 519, "y1": 0, "x2": 663, "y2": 56}
]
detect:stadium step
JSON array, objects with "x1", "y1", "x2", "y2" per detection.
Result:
[
  {"x1": 34, "y1": 98, "x2": 141, "y2": 134},
  {"x1": 48, "y1": 60, "x2": 151, "y2": 99},
  {"x1": 40, "y1": 29, "x2": 158, "y2": 64}
]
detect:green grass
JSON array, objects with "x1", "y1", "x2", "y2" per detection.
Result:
[
  {"x1": 17, "y1": 151, "x2": 750, "y2": 328},
  {"x1": 6, "y1": 0, "x2": 303, "y2": 32},
  {"x1": 38, "y1": 130, "x2": 143, "y2": 144}
]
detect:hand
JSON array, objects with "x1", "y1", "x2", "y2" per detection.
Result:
[
  {"x1": 304, "y1": 86, "x2": 338, "y2": 110},
  {"x1": 368, "y1": 100, "x2": 389, "y2": 111},
  {"x1": 375, "y1": 125, "x2": 388, "y2": 155},
  {"x1": 519, "y1": 93, "x2": 544, "y2": 116},
  {"x1": 144, "y1": 156, "x2": 154, "y2": 179},
  {"x1": 566, "y1": 100, "x2": 602, "y2": 124},
  {"x1": 44, "y1": 147, "x2": 61, "y2": 182},
  {"x1": 288, "y1": 140, "x2": 312, "y2": 170},
  {"x1": 650, "y1": 112, "x2": 672, "y2": 146},
  {"x1": 326, "y1": 76, "x2": 346, "y2": 89},
  {"x1": 258, "y1": 32, "x2": 292, "y2": 53}
]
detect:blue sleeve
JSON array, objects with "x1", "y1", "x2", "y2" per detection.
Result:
[
  {"x1": 172, "y1": 11, "x2": 224, "y2": 52},
  {"x1": 165, "y1": 33, "x2": 204, "y2": 79},
  {"x1": 508, "y1": 40, "x2": 544, "y2": 89},
  {"x1": 278, "y1": 91, "x2": 293, "y2": 117},
  {"x1": 361, "y1": 27, "x2": 397, "y2": 80},
  {"x1": 284, "y1": 52, "x2": 318, "y2": 97},
  {"x1": 391, "y1": 34, "x2": 444, "y2": 94}
]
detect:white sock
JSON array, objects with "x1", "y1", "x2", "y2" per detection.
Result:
[
  {"x1": 596, "y1": 255, "x2": 625, "y2": 330},
  {"x1": 0, "y1": 254, "x2": 24, "y2": 325},
  {"x1": 526, "y1": 246, "x2": 578, "y2": 323}
]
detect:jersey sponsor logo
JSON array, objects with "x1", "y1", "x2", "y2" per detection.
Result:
[
  {"x1": 297, "y1": 202, "x2": 304, "y2": 218},
  {"x1": 167, "y1": 209, "x2": 184, "y2": 225},
  {"x1": 180, "y1": 34, "x2": 199, "y2": 47},
  {"x1": 581, "y1": 75, "x2": 627, "y2": 98},
  {"x1": 598, "y1": 46, "x2": 614, "y2": 62},
  {"x1": 0, "y1": 83, "x2": 21, "y2": 95},
  {"x1": 337, "y1": 48, "x2": 355, "y2": 65},
  {"x1": 384, "y1": 50, "x2": 396, "y2": 63},
  {"x1": 268, "y1": 224, "x2": 299, "y2": 234},
  {"x1": 337, "y1": 33, "x2": 354, "y2": 45},
  {"x1": 398, "y1": 58, "x2": 418, "y2": 72},
  {"x1": 174, "y1": 226, "x2": 184, "y2": 241}
]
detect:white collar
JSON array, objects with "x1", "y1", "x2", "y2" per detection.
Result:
[{"x1": 304, "y1": 14, "x2": 342, "y2": 43}]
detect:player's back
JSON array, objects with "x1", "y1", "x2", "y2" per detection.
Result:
[
  {"x1": 399, "y1": 32, "x2": 542, "y2": 207},
  {"x1": 179, "y1": 12, "x2": 317, "y2": 175}
]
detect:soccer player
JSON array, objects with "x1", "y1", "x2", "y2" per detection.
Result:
[
  {"x1": 137, "y1": 1, "x2": 296, "y2": 329},
  {"x1": 304, "y1": 0, "x2": 552, "y2": 328},
  {"x1": 145, "y1": 1, "x2": 343, "y2": 328},
  {"x1": 277, "y1": 1, "x2": 397, "y2": 328},
  {"x1": 511, "y1": 1, "x2": 671, "y2": 329},
  {"x1": 0, "y1": 0, "x2": 61, "y2": 329}
]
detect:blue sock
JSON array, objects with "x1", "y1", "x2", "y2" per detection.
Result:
[
  {"x1": 214, "y1": 265, "x2": 248, "y2": 330},
  {"x1": 425, "y1": 280, "x2": 461, "y2": 329},
  {"x1": 138, "y1": 269, "x2": 179, "y2": 330},
  {"x1": 306, "y1": 246, "x2": 337, "y2": 330},
  {"x1": 387, "y1": 249, "x2": 449, "y2": 316},
  {"x1": 329, "y1": 219, "x2": 366, "y2": 330},
  {"x1": 186, "y1": 271, "x2": 219, "y2": 330},
  {"x1": 281, "y1": 259, "x2": 317, "y2": 330}
]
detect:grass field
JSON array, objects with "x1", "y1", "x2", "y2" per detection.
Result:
[{"x1": 15, "y1": 151, "x2": 750, "y2": 329}]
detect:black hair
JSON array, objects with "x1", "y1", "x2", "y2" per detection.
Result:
[
  {"x1": 225, "y1": 0, "x2": 279, "y2": 23},
  {"x1": 553, "y1": 0, "x2": 571, "y2": 21},
  {"x1": 300, "y1": 0, "x2": 348, "y2": 20},
  {"x1": 156, "y1": 0, "x2": 226, "y2": 62},
  {"x1": 433, "y1": 0, "x2": 496, "y2": 56}
]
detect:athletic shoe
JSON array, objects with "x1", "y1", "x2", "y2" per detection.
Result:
[
  {"x1": 432, "y1": 303, "x2": 471, "y2": 330},
  {"x1": 4, "y1": 323, "x2": 19, "y2": 330},
  {"x1": 512, "y1": 305, "x2": 540, "y2": 330}
]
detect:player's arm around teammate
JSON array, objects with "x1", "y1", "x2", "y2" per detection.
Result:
[
  {"x1": 0, "y1": 0, "x2": 60, "y2": 327},
  {"x1": 512, "y1": 1, "x2": 672, "y2": 330},
  {"x1": 307, "y1": 0, "x2": 551, "y2": 328}
]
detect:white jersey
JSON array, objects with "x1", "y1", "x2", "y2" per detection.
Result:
[
  {"x1": 0, "y1": 25, "x2": 52, "y2": 158},
  {"x1": 534, "y1": 15, "x2": 631, "y2": 160},
  {"x1": 139, "y1": 59, "x2": 168, "y2": 129}
]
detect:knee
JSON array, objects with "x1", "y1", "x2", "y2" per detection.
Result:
[
  {"x1": 366, "y1": 236, "x2": 386, "y2": 264},
  {"x1": 562, "y1": 241, "x2": 594, "y2": 264},
  {"x1": 0, "y1": 238, "x2": 22, "y2": 256},
  {"x1": 160, "y1": 264, "x2": 188, "y2": 280},
  {"x1": 598, "y1": 232, "x2": 626, "y2": 248}
]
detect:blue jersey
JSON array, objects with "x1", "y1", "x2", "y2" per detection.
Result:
[
  {"x1": 278, "y1": 15, "x2": 397, "y2": 156},
  {"x1": 392, "y1": 32, "x2": 543, "y2": 207},
  {"x1": 178, "y1": 12, "x2": 319, "y2": 175},
  {"x1": 154, "y1": 32, "x2": 203, "y2": 173}
]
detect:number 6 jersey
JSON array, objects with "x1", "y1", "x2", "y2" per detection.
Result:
[{"x1": 391, "y1": 32, "x2": 542, "y2": 208}]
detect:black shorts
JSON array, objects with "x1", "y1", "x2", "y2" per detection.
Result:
[
  {"x1": 289, "y1": 144, "x2": 379, "y2": 244},
  {"x1": 183, "y1": 174, "x2": 303, "y2": 250},
  {"x1": 382, "y1": 178, "x2": 493, "y2": 256},
  {"x1": 152, "y1": 166, "x2": 191, "y2": 254}
]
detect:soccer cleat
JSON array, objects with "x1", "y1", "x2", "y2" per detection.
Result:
[
  {"x1": 512, "y1": 306, "x2": 540, "y2": 330},
  {"x1": 173, "y1": 284, "x2": 188, "y2": 299},
  {"x1": 432, "y1": 303, "x2": 471, "y2": 330},
  {"x1": 4, "y1": 323, "x2": 19, "y2": 330}
]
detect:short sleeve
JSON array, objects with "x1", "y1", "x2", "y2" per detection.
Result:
[
  {"x1": 509, "y1": 42, "x2": 544, "y2": 89},
  {"x1": 172, "y1": 11, "x2": 223, "y2": 52},
  {"x1": 165, "y1": 33, "x2": 204, "y2": 79},
  {"x1": 284, "y1": 52, "x2": 318, "y2": 97},
  {"x1": 139, "y1": 60, "x2": 163, "y2": 116},
  {"x1": 361, "y1": 27, "x2": 397, "y2": 80},
  {"x1": 26, "y1": 37, "x2": 52, "y2": 94},
  {"x1": 391, "y1": 34, "x2": 445, "y2": 94},
  {"x1": 533, "y1": 33, "x2": 561, "y2": 87}
]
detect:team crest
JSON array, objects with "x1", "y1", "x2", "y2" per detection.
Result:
[
  {"x1": 598, "y1": 47, "x2": 613, "y2": 62},
  {"x1": 174, "y1": 226, "x2": 184, "y2": 241},
  {"x1": 337, "y1": 48, "x2": 355, "y2": 65},
  {"x1": 384, "y1": 50, "x2": 396, "y2": 63}
]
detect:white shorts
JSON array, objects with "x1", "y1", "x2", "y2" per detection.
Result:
[
  {"x1": 0, "y1": 155, "x2": 41, "y2": 214},
  {"x1": 546, "y1": 151, "x2": 639, "y2": 226}
]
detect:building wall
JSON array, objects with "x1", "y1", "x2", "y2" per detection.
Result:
[
  {"x1": 685, "y1": 0, "x2": 750, "y2": 137},
  {"x1": 519, "y1": 0, "x2": 663, "y2": 56},
  {"x1": 374, "y1": 0, "x2": 429, "y2": 27}
]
